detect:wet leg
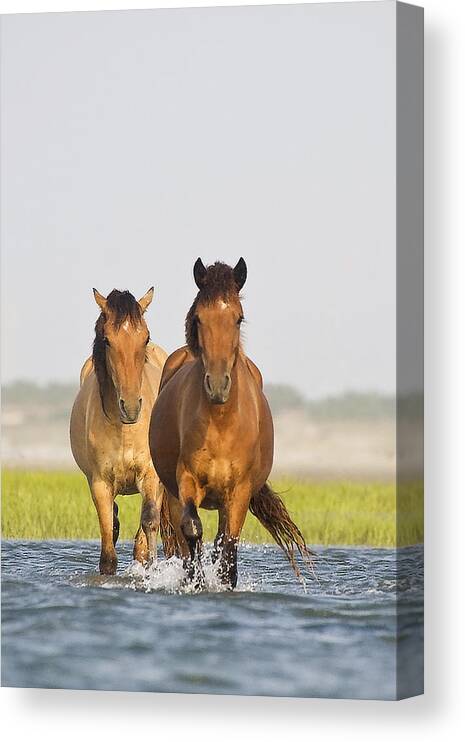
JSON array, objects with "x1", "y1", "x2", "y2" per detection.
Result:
[
  {"x1": 164, "y1": 491, "x2": 190, "y2": 560},
  {"x1": 218, "y1": 486, "x2": 251, "y2": 589},
  {"x1": 91, "y1": 479, "x2": 117, "y2": 575},
  {"x1": 178, "y1": 471, "x2": 204, "y2": 587},
  {"x1": 133, "y1": 525, "x2": 148, "y2": 565},
  {"x1": 113, "y1": 501, "x2": 120, "y2": 545},
  {"x1": 133, "y1": 471, "x2": 162, "y2": 567},
  {"x1": 212, "y1": 507, "x2": 227, "y2": 563}
]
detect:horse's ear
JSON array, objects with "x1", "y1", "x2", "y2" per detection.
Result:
[
  {"x1": 233, "y1": 257, "x2": 247, "y2": 291},
  {"x1": 93, "y1": 288, "x2": 107, "y2": 312},
  {"x1": 138, "y1": 286, "x2": 154, "y2": 313},
  {"x1": 193, "y1": 258, "x2": 207, "y2": 289}
]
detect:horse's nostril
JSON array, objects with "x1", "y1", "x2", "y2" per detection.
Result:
[
  {"x1": 223, "y1": 374, "x2": 231, "y2": 392},
  {"x1": 205, "y1": 374, "x2": 213, "y2": 394},
  {"x1": 119, "y1": 399, "x2": 126, "y2": 414},
  {"x1": 138, "y1": 398, "x2": 142, "y2": 408}
]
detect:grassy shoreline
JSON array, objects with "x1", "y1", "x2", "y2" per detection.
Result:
[{"x1": 1, "y1": 469, "x2": 423, "y2": 547}]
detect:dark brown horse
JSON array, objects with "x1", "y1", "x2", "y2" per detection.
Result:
[{"x1": 151, "y1": 259, "x2": 312, "y2": 588}]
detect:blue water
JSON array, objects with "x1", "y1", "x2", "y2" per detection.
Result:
[{"x1": 1, "y1": 540, "x2": 423, "y2": 699}]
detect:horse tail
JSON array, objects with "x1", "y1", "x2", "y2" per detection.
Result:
[
  {"x1": 249, "y1": 483, "x2": 314, "y2": 580},
  {"x1": 159, "y1": 485, "x2": 178, "y2": 559}
]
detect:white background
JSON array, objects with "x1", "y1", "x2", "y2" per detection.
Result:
[{"x1": 0, "y1": 0, "x2": 463, "y2": 740}]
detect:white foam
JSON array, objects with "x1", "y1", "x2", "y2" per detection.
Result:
[{"x1": 125, "y1": 546, "x2": 258, "y2": 594}]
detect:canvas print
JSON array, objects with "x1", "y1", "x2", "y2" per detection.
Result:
[{"x1": 1, "y1": 2, "x2": 424, "y2": 699}]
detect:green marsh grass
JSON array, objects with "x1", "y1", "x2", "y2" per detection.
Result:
[{"x1": 1, "y1": 469, "x2": 423, "y2": 547}]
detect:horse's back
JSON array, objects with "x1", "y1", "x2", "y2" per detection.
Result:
[
  {"x1": 146, "y1": 342, "x2": 168, "y2": 372},
  {"x1": 70, "y1": 368, "x2": 99, "y2": 476},
  {"x1": 79, "y1": 356, "x2": 94, "y2": 386},
  {"x1": 244, "y1": 355, "x2": 264, "y2": 390},
  {"x1": 158, "y1": 345, "x2": 195, "y2": 392}
]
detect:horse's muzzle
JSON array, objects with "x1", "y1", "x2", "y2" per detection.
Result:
[
  {"x1": 204, "y1": 373, "x2": 231, "y2": 404},
  {"x1": 119, "y1": 398, "x2": 142, "y2": 424}
]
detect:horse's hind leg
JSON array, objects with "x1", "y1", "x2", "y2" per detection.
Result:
[
  {"x1": 161, "y1": 490, "x2": 190, "y2": 560},
  {"x1": 91, "y1": 479, "x2": 117, "y2": 575},
  {"x1": 133, "y1": 526, "x2": 148, "y2": 565},
  {"x1": 113, "y1": 501, "x2": 120, "y2": 545},
  {"x1": 137, "y1": 488, "x2": 190, "y2": 562}
]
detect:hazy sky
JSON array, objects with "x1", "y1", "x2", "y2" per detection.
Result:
[{"x1": 1, "y1": 2, "x2": 396, "y2": 398}]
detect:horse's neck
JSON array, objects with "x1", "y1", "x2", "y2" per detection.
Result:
[{"x1": 98, "y1": 373, "x2": 119, "y2": 423}]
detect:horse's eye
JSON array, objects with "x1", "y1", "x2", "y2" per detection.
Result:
[
  {"x1": 145, "y1": 336, "x2": 150, "y2": 345},
  {"x1": 237, "y1": 317, "x2": 244, "y2": 326},
  {"x1": 195, "y1": 316, "x2": 201, "y2": 325},
  {"x1": 104, "y1": 337, "x2": 110, "y2": 346}
]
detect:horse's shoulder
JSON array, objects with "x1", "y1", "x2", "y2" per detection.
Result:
[
  {"x1": 79, "y1": 356, "x2": 94, "y2": 386},
  {"x1": 159, "y1": 345, "x2": 195, "y2": 392},
  {"x1": 244, "y1": 355, "x2": 264, "y2": 390},
  {"x1": 146, "y1": 342, "x2": 168, "y2": 370}
]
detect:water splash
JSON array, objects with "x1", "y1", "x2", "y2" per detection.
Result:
[{"x1": 125, "y1": 546, "x2": 258, "y2": 594}]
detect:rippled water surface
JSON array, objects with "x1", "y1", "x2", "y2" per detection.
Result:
[{"x1": 1, "y1": 540, "x2": 423, "y2": 699}]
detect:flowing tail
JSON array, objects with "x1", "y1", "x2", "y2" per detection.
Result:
[
  {"x1": 249, "y1": 483, "x2": 315, "y2": 580},
  {"x1": 159, "y1": 486, "x2": 178, "y2": 558}
]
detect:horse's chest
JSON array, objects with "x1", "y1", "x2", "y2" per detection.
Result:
[
  {"x1": 199, "y1": 456, "x2": 234, "y2": 491},
  {"x1": 99, "y1": 438, "x2": 147, "y2": 493},
  {"x1": 119, "y1": 442, "x2": 137, "y2": 472},
  {"x1": 192, "y1": 424, "x2": 256, "y2": 491}
]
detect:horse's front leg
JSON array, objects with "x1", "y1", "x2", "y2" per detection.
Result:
[
  {"x1": 178, "y1": 470, "x2": 205, "y2": 588},
  {"x1": 217, "y1": 485, "x2": 251, "y2": 589},
  {"x1": 133, "y1": 470, "x2": 163, "y2": 568},
  {"x1": 91, "y1": 479, "x2": 117, "y2": 575}
]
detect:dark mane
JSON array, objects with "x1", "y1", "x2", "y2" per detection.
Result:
[
  {"x1": 92, "y1": 290, "x2": 142, "y2": 411},
  {"x1": 185, "y1": 262, "x2": 241, "y2": 356},
  {"x1": 103, "y1": 289, "x2": 142, "y2": 328}
]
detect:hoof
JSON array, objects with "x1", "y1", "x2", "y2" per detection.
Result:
[
  {"x1": 99, "y1": 556, "x2": 117, "y2": 575},
  {"x1": 217, "y1": 564, "x2": 237, "y2": 590}
]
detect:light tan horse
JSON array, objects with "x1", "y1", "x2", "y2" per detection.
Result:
[
  {"x1": 150, "y1": 259, "x2": 312, "y2": 589},
  {"x1": 70, "y1": 288, "x2": 167, "y2": 574}
]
